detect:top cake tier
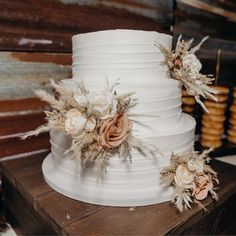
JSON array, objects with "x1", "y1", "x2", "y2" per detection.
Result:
[
  {"x1": 72, "y1": 29, "x2": 172, "y2": 79},
  {"x1": 72, "y1": 29, "x2": 172, "y2": 49}
]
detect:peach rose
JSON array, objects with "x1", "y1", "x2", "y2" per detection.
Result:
[
  {"x1": 97, "y1": 113, "x2": 132, "y2": 149},
  {"x1": 192, "y1": 174, "x2": 213, "y2": 200}
]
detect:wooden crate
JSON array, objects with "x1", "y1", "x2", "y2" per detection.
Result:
[{"x1": 1, "y1": 153, "x2": 236, "y2": 235}]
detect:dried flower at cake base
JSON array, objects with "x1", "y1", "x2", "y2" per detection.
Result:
[
  {"x1": 160, "y1": 148, "x2": 218, "y2": 212},
  {"x1": 174, "y1": 164, "x2": 195, "y2": 187},
  {"x1": 193, "y1": 174, "x2": 213, "y2": 200},
  {"x1": 157, "y1": 36, "x2": 218, "y2": 113},
  {"x1": 98, "y1": 113, "x2": 132, "y2": 149}
]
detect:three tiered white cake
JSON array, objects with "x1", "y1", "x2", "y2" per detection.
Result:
[{"x1": 42, "y1": 30, "x2": 196, "y2": 206}]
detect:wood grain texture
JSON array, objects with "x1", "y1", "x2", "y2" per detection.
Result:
[
  {"x1": 0, "y1": 152, "x2": 49, "y2": 186},
  {"x1": 0, "y1": 98, "x2": 46, "y2": 113},
  {"x1": 62, "y1": 160, "x2": 236, "y2": 235},
  {"x1": 3, "y1": 177, "x2": 56, "y2": 235},
  {"x1": 1, "y1": 154, "x2": 236, "y2": 235},
  {"x1": 36, "y1": 191, "x2": 104, "y2": 234},
  {"x1": 0, "y1": 133, "x2": 50, "y2": 158},
  {"x1": 0, "y1": 112, "x2": 45, "y2": 137},
  {"x1": 0, "y1": 52, "x2": 71, "y2": 100},
  {"x1": 0, "y1": 0, "x2": 173, "y2": 52}
]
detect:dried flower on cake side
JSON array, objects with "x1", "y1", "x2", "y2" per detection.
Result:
[
  {"x1": 160, "y1": 148, "x2": 219, "y2": 212},
  {"x1": 21, "y1": 79, "x2": 159, "y2": 175},
  {"x1": 157, "y1": 36, "x2": 218, "y2": 113}
]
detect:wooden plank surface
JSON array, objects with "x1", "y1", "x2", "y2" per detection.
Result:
[
  {"x1": 0, "y1": 133, "x2": 50, "y2": 158},
  {"x1": 3, "y1": 176, "x2": 56, "y2": 235},
  {"x1": 63, "y1": 161, "x2": 236, "y2": 235},
  {"x1": 1, "y1": 153, "x2": 236, "y2": 235},
  {"x1": 0, "y1": 113, "x2": 45, "y2": 137},
  {"x1": 0, "y1": 0, "x2": 173, "y2": 52}
]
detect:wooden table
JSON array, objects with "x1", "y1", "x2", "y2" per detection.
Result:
[{"x1": 1, "y1": 152, "x2": 236, "y2": 235}]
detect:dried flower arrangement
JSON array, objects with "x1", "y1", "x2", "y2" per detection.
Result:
[
  {"x1": 22, "y1": 79, "x2": 158, "y2": 173},
  {"x1": 160, "y1": 148, "x2": 219, "y2": 212},
  {"x1": 157, "y1": 36, "x2": 218, "y2": 113}
]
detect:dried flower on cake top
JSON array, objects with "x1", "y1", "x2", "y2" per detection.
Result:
[
  {"x1": 22, "y1": 79, "x2": 158, "y2": 175},
  {"x1": 160, "y1": 148, "x2": 219, "y2": 212},
  {"x1": 157, "y1": 36, "x2": 218, "y2": 113}
]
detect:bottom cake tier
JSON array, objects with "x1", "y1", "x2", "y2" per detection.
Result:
[{"x1": 42, "y1": 113, "x2": 195, "y2": 206}]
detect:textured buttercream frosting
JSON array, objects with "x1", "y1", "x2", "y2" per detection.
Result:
[{"x1": 42, "y1": 29, "x2": 196, "y2": 206}]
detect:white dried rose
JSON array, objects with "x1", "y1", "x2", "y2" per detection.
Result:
[
  {"x1": 74, "y1": 94, "x2": 88, "y2": 107},
  {"x1": 182, "y1": 54, "x2": 202, "y2": 77},
  {"x1": 174, "y1": 164, "x2": 195, "y2": 187},
  {"x1": 88, "y1": 90, "x2": 115, "y2": 116},
  {"x1": 85, "y1": 116, "x2": 96, "y2": 132},
  {"x1": 65, "y1": 109, "x2": 87, "y2": 137},
  {"x1": 187, "y1": 159, "x2": 204, "y2": 173}
]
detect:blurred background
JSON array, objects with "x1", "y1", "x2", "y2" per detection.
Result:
[{"x1": 0, "y1": 0, "x2": 236, "y2": 160}]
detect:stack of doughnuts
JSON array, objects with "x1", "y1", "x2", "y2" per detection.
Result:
[
  {"x1": 182, "y1": 89, "x2": 196, "y2": 114},
  {"x1": 200, "y1": 86, "x2": 229, "y2": 148},
  {"x1": 227, "y1": 88, "x2": 236, "y2": 144}
]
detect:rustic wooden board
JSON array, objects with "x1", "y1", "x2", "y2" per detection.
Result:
[
  {"x1": 0, "y1": 98, "x2": 46, "y2": 113},
  {"x1": 61, "y1": 160, "x2": 236, "y2": 235},
  {"x1": 0, "y1": 133, "x2": 50, "y2": 158},
  {"x1": 0, "y1": 152, "x2": 49, "y2": 186},
  {"x1": 0, "y1": 0, "x2": 173, "y2": 52},
  {"x1": 3, "y1": 177, "x2": 56, "y2": 235},
  {"x1": 1, "y1": 154, "x2": 236, "y2": 235},
  {"x1": 0, "y1": 113, "x2": 45, "y2": 137},
  {"x1": 0, "y1": 52, "x2": 71, "y2": 100},
  {"x1": 0, "y1": 51, "x2": 70, "y2": 159},
  {"x1": 36, "y1": 191, "x2": 104, "y2": 235}
]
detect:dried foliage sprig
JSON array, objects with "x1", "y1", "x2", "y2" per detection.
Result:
[
  {"x1": 22, "y1": 79, "x2": 159, "y2": 175},
  {"x1": 156, "y1": 36, "x2": 218, "y2": 113},
  {"x1": 161, "y1": 148, "x2": 218, "y2": 212}
]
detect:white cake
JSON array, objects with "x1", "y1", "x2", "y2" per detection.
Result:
[{"x1": 42, "y1": 30, "x2": 196, "y2": 206}]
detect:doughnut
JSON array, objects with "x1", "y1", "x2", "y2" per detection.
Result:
[
  {"x1": 182, "y1": 105, "x2": 194, "y2": 113},
  {"x1": 204, "y1": 101, "x2": 227, "y2": 109},
  {"x1": 229, "y1": 118, "x2": 236, "y2": 126},
  {"x1": 209, "y1": 94, "x2": 228, "y2": 103},
  {"x1": 227, "y1": 135, "x2": 236, "y2": 144},
  {"x1": 182, "y1": 97, "x2": 196, "y2": 106},
  {"x1": 227, "y1": 129, "x2": 236, "y2": 137},
  {"x1": 230, "y1": 115, "x2": 236, "y2": 123},
  {"x1": 229, "y1": 125, "x2": 236, "y2": 131},
  {"x1": 202, "y1": 114, "x2": 226, "y2": 122},
  {"x1": 182, "y1": 89, "x2": 191, "y2": 97},
  {"x1": 233, "y1": 91, "x2": 236, "y2": 98},
  {"x1": 201, "y1": 126, "x2": 224, "y2": 135},
  {"x1": 200, "y1": 139, "x2": 222, "y2": 148},
  {"x1": 206, "y1": 107, "x2": 225, "y2": 115},
  {"x1": 201, "y1": 133, "x2": 222, "y2": 141},
  {"x1": 211, "y1": 86, "x2": 229, "y2": 95},
  {"x1": 229, "y1": 104, "x2": 236, "y2": 114},
  {"x1": 202, "y1": 120, "x2": 224, "y2": 129}
]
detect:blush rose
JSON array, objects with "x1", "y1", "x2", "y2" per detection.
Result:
[
  {"x1": 97, "y1": 113, "x2": 132, "y2": 149},
  {"x1": 192, "y1": 174, "x2": 213, "y2": 200}
]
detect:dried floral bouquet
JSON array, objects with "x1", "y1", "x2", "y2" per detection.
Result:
[
  {"x1": 157, "y1": 36, "x2": 218, "y2": 112},
  {"x1": 22, "y1": 79, "x2": 158, "y2": 173},
  {"x1": 161, "y1": 148, "x2": 218, "y2": 212}
]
